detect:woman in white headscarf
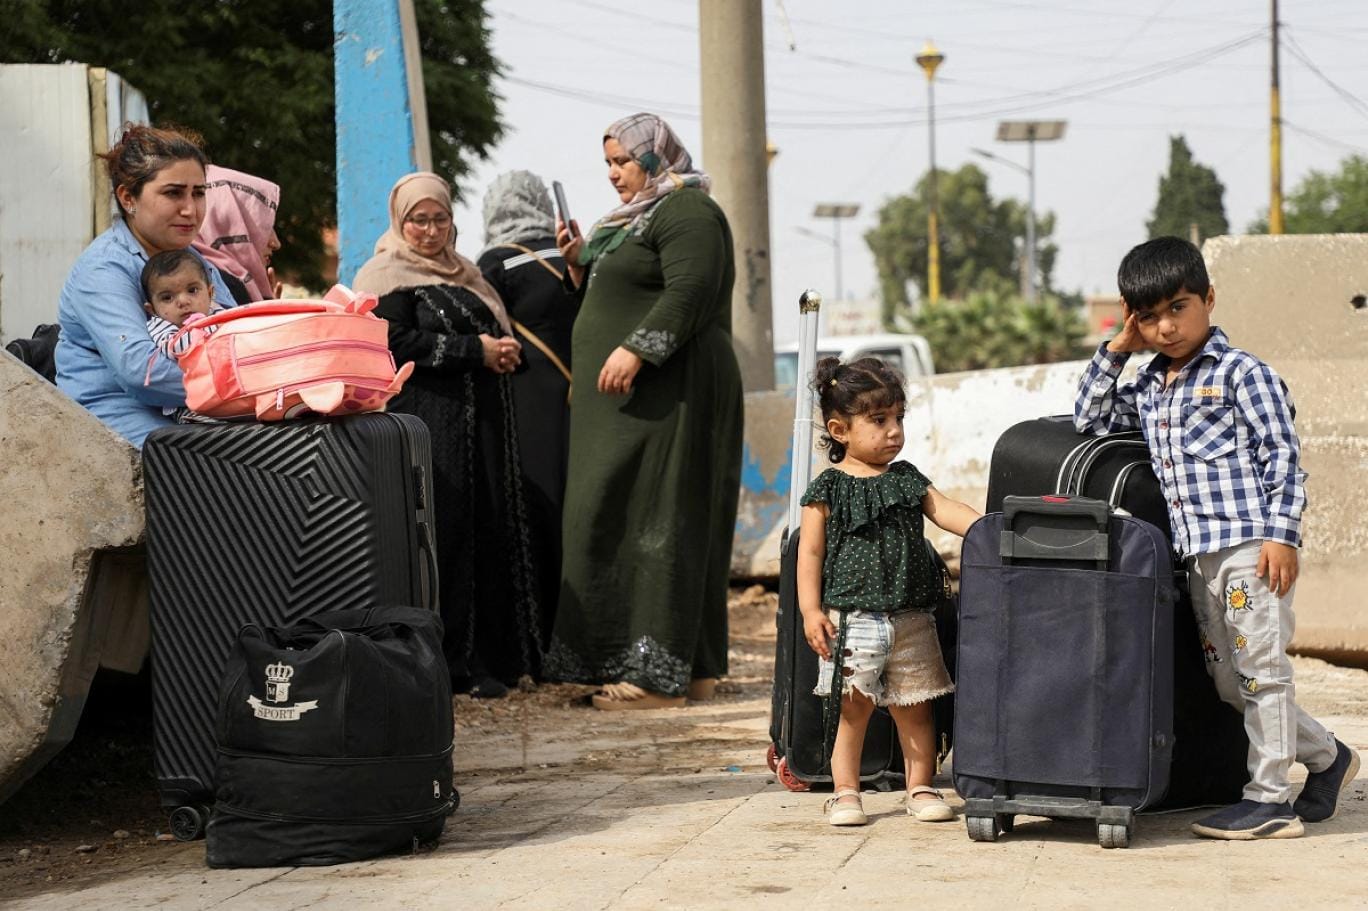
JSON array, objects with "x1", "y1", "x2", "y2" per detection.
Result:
[
  {"x1": 477, "y1": 170, "x2": 581, "y2": 649},
  {"x1": 354, "y1": 171, "x2": 540, "y2": 699},
  {"x1": 543, "y1": 114, "x2": 743, "y2": 710}
]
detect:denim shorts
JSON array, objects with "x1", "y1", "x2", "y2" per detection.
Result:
[{"x1": 813, "y1": 609, "x2": 954, "y2": 707}]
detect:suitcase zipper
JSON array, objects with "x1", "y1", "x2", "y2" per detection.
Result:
[
  {"x1": 216, "y1": 744, "x2": 454, "y2": 765},
  {"x1": 213, "y1": 801, "x2": 453, "y2": 826}
]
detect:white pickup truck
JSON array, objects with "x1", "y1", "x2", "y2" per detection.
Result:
[{"x1": 773, "y1": 333, "x2": 935, "y2": 392}]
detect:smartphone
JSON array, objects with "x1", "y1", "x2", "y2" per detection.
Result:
[{"x1": 552, "y1": 180, "x2": 578, "y2": 238}]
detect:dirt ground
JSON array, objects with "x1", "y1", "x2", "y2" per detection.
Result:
[{"x1": 0, "y1": 587, "x2": 782, "y2": 902}]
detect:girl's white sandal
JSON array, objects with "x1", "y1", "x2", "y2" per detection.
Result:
[
  {"x1": 906, "y1": 786, "x2": 955, "y2": 822},
  {"x1": 824, "y1": 788, "x2": 868, "y2": 826}
]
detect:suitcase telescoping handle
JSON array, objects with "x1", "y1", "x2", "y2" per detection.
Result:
[
  {"x1": 785, "y1": 289, "x2": 824, "y2": 535},
  {"x1": 1000, "y1": 494, "x2": 1110, "y2": 567}
]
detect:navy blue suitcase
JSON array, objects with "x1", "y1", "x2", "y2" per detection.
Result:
[
  {"x1": 984, "y1": 417, "x2": 1249, "y2": 811},
  {"x1": 954, "y1": 495, "x2": 1175, "y2": 848}
]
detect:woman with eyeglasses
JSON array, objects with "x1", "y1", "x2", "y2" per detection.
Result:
[{"x1": 354, "y1": 171, "x2": 541, "y2": 700}]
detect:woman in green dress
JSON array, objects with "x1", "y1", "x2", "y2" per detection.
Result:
[{"x1": 543, "y1": 113, "x2": 743, "y2": 710}]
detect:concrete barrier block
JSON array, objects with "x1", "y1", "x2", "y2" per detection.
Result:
[
  {"x1": 1205, "y1": 235, "x2": 1368, "y2": 660},
  {"x1": 0, "y1": 351, "x2": 145, "y2": 803},
  {"x1": 733, "y1": 390, "x2": 797, "y2": 579}
]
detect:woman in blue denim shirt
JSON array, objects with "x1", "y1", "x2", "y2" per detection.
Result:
[{"x1": 56, "y1": 124, "x2": 234, "y2": 448}]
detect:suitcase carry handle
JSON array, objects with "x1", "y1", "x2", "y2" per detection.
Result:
[
  {"x1": 1003, "y1": 494, "x2": 1109, "y2": 526},
  {"x1": 1000, "y1": 495, "x2": 1110, "y2": 566}
]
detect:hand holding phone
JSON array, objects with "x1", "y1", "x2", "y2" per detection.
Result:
[{"x1": 552, "y1": 181, "x2": 578, "y2": 238}]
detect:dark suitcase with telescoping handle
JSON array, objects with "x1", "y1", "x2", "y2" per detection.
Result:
[
  {"x1": 765, "y1": 289, "x2": 954, "y2": 791},
  {"x1": 206, "y1": 606, "x2": 456, "y2": 867},
  {"x1": 955, "y1": 495, "x2": 1176, "y2": 848},
  {"x1": 143, "y1": 413, "x2": 439, "y2": 841},
  {"x1": 985, "y1": 416, "x2": 1249, "y2": 810}
]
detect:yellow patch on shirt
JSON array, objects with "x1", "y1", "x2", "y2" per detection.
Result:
[{"x1": 1195, "y1": 386, "x2": 1222, "y2": 399}]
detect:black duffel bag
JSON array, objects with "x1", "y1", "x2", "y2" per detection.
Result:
[{"x1": 206, "y1": 606, "x2": 456, "y2": 867}]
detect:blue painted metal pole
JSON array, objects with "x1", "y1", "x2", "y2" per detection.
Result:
[{"x1": 334, "y1": 0, "x2": 429, "y2": 285}]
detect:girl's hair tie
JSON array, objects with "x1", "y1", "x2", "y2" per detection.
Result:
[{"x1": 829, "y1": 378, "x2": 837, "y2": 386}]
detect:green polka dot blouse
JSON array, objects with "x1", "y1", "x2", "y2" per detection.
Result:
[{"x1": 800, "y1": 461, "x2": 937, "y2": 613}]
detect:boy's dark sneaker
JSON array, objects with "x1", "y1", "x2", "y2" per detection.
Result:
[
  {"x1": 1191, "y1": 800, "x2": 1304, "y2": 840},
  {"x1": 1294, "y1": 739, "x2": 1362, "y2": 823}
]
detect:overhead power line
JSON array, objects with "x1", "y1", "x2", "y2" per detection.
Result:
[
  {"x1": 1283, "y1": 120, "x2": 1368, "y2": 155},
  {"x1": 503, "y1": 24, "x2": 1268, "y2": 133},
  {"x1": 1281, "y1": 31, "x2": 1368, "y2": 124}
]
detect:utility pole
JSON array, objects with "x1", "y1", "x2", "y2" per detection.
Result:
[
  {"x1": 1269, "y1": 0, "x2": 1284, "y2": 234},
  {"x1": 701, "y1": 0, "x2": 774, "y2": 391}
]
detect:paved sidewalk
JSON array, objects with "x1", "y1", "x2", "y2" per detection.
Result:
[{"x1": 4, "y1": 653, "x2": 1366, "y2": 911}]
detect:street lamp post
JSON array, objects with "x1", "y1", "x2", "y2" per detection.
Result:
[
  {"x1": 971, "y1": 146, "x2": 1032, "y2": 300},
  {"x1": 810, "y1": 203, "x2": 860, "y2": 300},
  {"x1": 986, "y1": 120, "x2": 1067, "y2": 303},
  {"x1": 915, "y1": 40, "x2": 944, "y2": 305}
]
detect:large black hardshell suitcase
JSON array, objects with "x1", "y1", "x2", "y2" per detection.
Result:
[
  {"x1": 143, "y1": 414, "x2": 438, "y2": 840},
  {"x1": 985, "y1": 417, "x2": 1248, "y2": 809},
  {"x1": 954, "y1": 496, "x2": 1175, "y2": 848},
  {"x1": 767, "y1": 532, "x2": 956, "y2": 791}
]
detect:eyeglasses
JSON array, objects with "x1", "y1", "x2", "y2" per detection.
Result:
[{"x1": 405, "y1": 214, "x2": 452, "y2": 231}]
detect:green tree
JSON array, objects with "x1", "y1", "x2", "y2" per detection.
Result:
[
  {"x1": 0, "y1": 0, "x2": 503, "y2": 285},
  {"x1": 1249, "y1": 154, "x2": 1368, "y2": 234},
  {"x1": 911, "y1": 288, "x2": 1088, "y2": 373},
  {"x1": 865, "y1": 163, "x2": 1057, "y2": 328},
  {"x1": 1146, "y1": 134, "x2": 1228, "y2": 241}
]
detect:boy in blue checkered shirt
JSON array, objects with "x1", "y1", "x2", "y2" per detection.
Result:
[{"x1": 1075, "y1": 236, "x2": 1360, "y2": 841}]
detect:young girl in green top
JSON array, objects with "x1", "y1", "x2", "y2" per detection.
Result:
[{"x1": 797, "y1": 357, "x2": 981, "y2": 826}]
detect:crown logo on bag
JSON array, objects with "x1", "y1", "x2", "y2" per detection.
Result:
[{"x1": 265, "y1": 662, "x2": 294, "y2": 703}]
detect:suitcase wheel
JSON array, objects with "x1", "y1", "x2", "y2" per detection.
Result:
[
  {"x1": 774, "y1": 757, "x2": 809, "y2": 792},
  {"x1": 966, "y1": 815, "x2": 998, "y2": 843},
  {"x1": 1098, "y1": 821, "x2": 1131, "y2": 849},
  {"x1": 448, "y1": 788, "x2": 461, "y2": 814},
  {"x1": 765, "y1": 743, "x2": 779, "y2": 773},
  {"x1": 169, "y1": 804, "x2": 210, "y2": 842}
]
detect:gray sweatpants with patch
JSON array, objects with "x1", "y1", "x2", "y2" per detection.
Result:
[{"x1": 1188, "y1": 541, "x2": 1338, "y2": 804}]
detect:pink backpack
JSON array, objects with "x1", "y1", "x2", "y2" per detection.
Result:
[{"x1": 168, "y1": 285, "x2": 414, "y2": 421}]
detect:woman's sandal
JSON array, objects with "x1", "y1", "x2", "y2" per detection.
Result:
[
  {"x1": 906, "y1": 785, "x2": 955, "y2": 822},
  {"x1": 590, "y1": 681, "x2": 686, "y2": 711},
  {"x1": 824, "y1": 788, "x2": 868, "y2": 827}
]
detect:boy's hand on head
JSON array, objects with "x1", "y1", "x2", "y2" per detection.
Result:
[
  {"x1": 1106, "y1": 302, "x2": 1147, "y2": 354},
  {"x1": 801, "y1": 609, "x2": 836, "y2": 660},
  {"x1": 1256, "y1": 541, "x2": 1299, "y2": 597}
]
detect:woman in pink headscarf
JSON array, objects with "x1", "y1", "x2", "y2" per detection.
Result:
[{"x1": 192, "y1": 165, "x2": 282, "y2": 305}]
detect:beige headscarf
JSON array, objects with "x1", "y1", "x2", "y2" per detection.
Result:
[{"x1": 353, "y1": 171, "x2": 513, "y2": 335}]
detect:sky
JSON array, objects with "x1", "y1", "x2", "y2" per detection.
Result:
[{"x1": 448, "y1": 0, "x2": 1368, "y2": 345}]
